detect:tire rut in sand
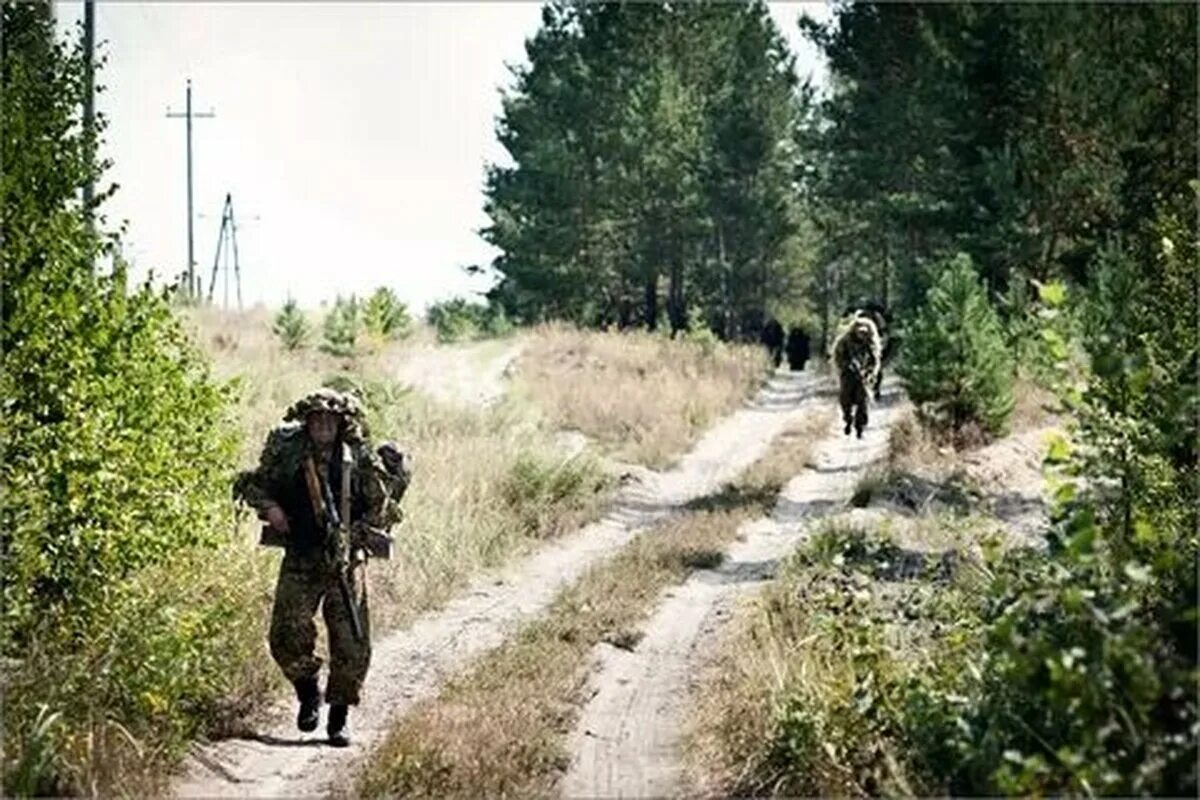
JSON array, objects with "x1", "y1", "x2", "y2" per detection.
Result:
[{"x1": 560, "y1": 381, "x2": 903, "y2": 799}]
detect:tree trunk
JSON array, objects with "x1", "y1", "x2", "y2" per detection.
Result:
[
  {"x1": 644, "y1": 274, "x2": 658, "y2": 331},
  {"x1": 717, "y1": 224, "x2": 733, "y2": 340},
  {"x1": 881, "y1": 238, "x2": 891, "y2": 310},
  {"x1": 667, "y1": 231, "x2": 685, "y2": 335}
]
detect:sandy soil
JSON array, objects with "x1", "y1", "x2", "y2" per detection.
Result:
[{"x1": 391, "y1": 339, "x2": 525, "y2": 408}]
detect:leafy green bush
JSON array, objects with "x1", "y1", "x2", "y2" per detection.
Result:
[
  {"x1": 899, "y1": 252, "x2": 1015, "y2": 437},
  {"x1": 946, "y1": 212, "x2": 1199, "y2": 797},
  {"x1": 272, "y1": 297, "x2": 311, "y2": 350},
  {"x1": 426, "y1": 297, "x2": 512, "y2": 343},
  {"x1": 950, "y1": 545, "x2": 1196, "y2": 796},
  {"x1": 363, "y1": 286, "x2": 412, "y2": 340},
  {"x1": 1, "y1": 0, "x2": 236, "y2": 658},
  {"x1": 877, "y1": 220, "x2": 1195, "y2": 797},
  {"x1": 321, "y1": 294, "x2": 361, "y2": 356},
  {"x1": 3, "y1": 546, "x2": 275, "y2": 796},
  {"x1": 2, "y1": 5, "x2": 243, "y2": 792}
]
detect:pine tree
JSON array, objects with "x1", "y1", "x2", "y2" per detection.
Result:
[
  {"x1": 321, "y1": 295, "x2": 360, "y2": 357},
  {"x1": 363, "y1": 287, "x2": 411, "y2": 340},
  {"x1": 272, "y1": 297, "x2": 311, "y2": 350},
  {"x1": 482, "y1": 2, "x2": 803, "y2": 333},
  {"x1": 898, "y1": 253, "x2": 1014, "y2": 437}
]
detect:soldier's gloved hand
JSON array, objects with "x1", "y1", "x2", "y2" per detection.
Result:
[{"x1": 265, "y1": 504, "x2": 290, "y2": 533}]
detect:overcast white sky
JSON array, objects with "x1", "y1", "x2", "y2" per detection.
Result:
[{"x1": 56, "y1": 2, "x2": 831, "y2": 311}]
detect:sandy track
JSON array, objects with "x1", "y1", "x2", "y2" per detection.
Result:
[
  {"x1": 172, "y1": 369, "x2": 832, "y2": 798},
  {"x1": 392, "y1": 339, "x2": 525, "y2": 408},
  {"x1": 560, "y1": 382, "x2": 903, "y2": 799}
]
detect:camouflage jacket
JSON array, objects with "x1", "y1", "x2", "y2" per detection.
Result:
[
  {"x1": 234, "y1": 423, "x2": 394, "y2": 555},
  {"x1": 831, "y1": 316, "x2": 882, "y2": 382}
]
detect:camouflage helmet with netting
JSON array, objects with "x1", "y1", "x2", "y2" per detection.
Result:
[{"x1": 284, "y1": 388, "x2": 367, "y2": 439}]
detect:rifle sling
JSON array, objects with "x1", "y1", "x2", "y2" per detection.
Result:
[
  {"x1": 302, "y1": 456, "x2": 326, "y2": 526},
  {"x1": 340, "y1": 443, "x2": 352, "y2": 538}
]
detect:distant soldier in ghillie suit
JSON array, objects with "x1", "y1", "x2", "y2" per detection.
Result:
[
  {"x1": 233, "y1": 389, "x2": 411, "y2": 747},
  {"x1": 831, "y1": 312, "x2": 882, "y2": 438},
  {"x1": 843, "y1": 301, "x2": 891, "y2": 400},
  {"x1": 760, "y1": 317, "x2": 785, "y2": 368},
  {"x1": 786, "y1": 325, "x2": 811, "y2": 371}
]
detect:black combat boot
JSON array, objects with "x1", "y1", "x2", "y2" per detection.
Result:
[
  {"x1": 327, "y1": 704, "x2": 350, "y2": 747},
  {"x1": 294, "y1": 677, "x2": 321, "y2": 733}
]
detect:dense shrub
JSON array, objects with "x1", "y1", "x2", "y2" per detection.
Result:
[
  {"x1": 951, "y1": 211, "x2": 1199, "y2": 796},
  {"x1": 1, "y1": 0, "x2": 236, "y2": 657},
  {"x1": 2, "y1": 3, "x2": 241, "y2": 792}
]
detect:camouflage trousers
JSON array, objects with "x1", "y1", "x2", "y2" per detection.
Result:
[
  {"x1": 838, "y1": 369, "x2": 870, "y2": 437},
  {"x1": 269, "y1": 550, "x2": 371, "y2": 706}
]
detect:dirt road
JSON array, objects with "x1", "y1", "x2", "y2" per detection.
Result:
[
  {"x1": 560, "y1": 383, "x2": 903, "y2": 798},
  {"x1": 173, "y1": 369, "x2": 832, "y2": 798}
]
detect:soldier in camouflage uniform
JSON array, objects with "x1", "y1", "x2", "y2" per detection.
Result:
[
  {"x1": 234, "y1": 388, "x2": 408, "y2": 746},
  {"x1": 831, "y1": 311, "x2": 882, "y2": 439}
]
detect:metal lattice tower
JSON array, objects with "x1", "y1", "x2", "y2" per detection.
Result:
[{"x1": 206, "y1": 193, "x2": 243, "y2": 310}]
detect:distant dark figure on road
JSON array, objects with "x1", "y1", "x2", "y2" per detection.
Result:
[
  {"x1": 759, "y1": 317, "x2": 784, "y2": 369},
  {"x1": 738, "y1": 308, "x2": 766, "y2": 342},
  {"x1": 786, "y1": 326, "x2": 810, "y2": 371}
]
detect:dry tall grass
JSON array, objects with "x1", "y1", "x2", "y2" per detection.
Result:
[
  {"x1": 515, "y1": 323, "x2": 769, "y2": 468},
  {"x1": 190, "y1": 305, "x2": 614, "y2": 634}
]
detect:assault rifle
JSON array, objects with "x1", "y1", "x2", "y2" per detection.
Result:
[{"x1": 303, "y1": 452, "x2": 365, "y2": 642}]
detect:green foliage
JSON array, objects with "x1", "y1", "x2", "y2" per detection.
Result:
[
  {"x1": 4, "y1": 547, "x2": 274, "y2": 796},
  {"x1": 952, "y1": 546, "x2": 1196, "y2": 796},
  {"x1": 735, "y1": 524, "x2": 983, "y2": 797},
  {"x1": 803, "y1": 3, "x2": 1197, "y2": 336},
  {"x1": 868, "y1": 223, "x2": 1194, "y2": 796},
  {"x1": 1, "y1": 4, "x2": 247, "y2": 792},
  {"x1": 484, "y1": 2, "x2": 805, "y2": 334},
  {"x1": 953, "y1": 208, "x2": 1198, "y2": 797},
  {"x1": 500, "y1": 452, "x2": 609, "y2": 540},
  {"x1": 1, "y1": 0, "x2": 236, "y2": 655},
  {"x1": 363, "y1": 286, "x2": 412, "y2": 340},
  {"x1": 321, "y1": 294, "x2": 361, "y2": 356},
  {"x1": 997, "y1": 277, "x2": 1084, "y2": 386},
  {"x1": 898, "y1": 253, "x2": 1014, "y2": 437},
  {"x1": 426, "y1": 297, "x2": 511, "y2": 343},
  {"x1": 682, "y1": 306, "x2": 720, "y2": 355},
  {"x1": 272, "y1": 297, "x2": 311, "y2": 350}
]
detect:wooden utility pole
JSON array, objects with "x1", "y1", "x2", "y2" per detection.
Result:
[
  {"x1": 166, "y1": 79, "x2": 214, "y2": 298},
  {"x1": 81, "y1": 0, "x2": 95, "y2": 220}
]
